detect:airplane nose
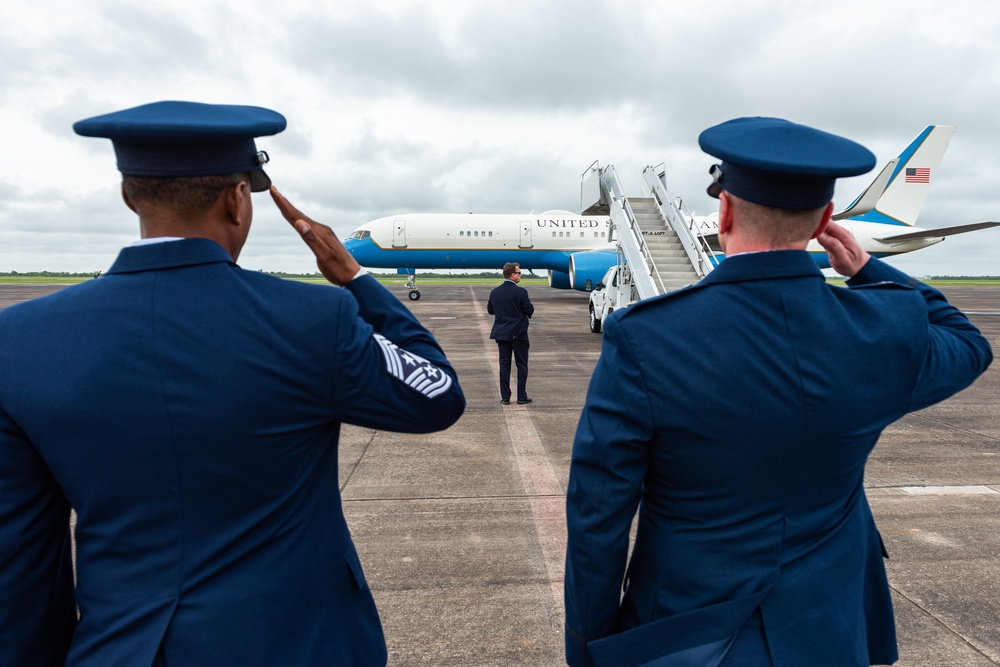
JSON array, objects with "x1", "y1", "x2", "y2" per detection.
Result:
[{"x1": 343, "y1": 238, "x2": 369, "y2": 261}]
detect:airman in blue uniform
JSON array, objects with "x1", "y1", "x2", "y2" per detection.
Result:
[
  {"x1": 0, "y1": 101, "x2": 465, "y2": 666},
  {"x1": 564, "y1": 117, "x2": 993, "y2": 667}
]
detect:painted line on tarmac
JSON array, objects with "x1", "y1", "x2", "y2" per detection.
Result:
[
  {"x1": 900, "y1": 485, "x2": 999, "y2": 495},
  {"x1": 471, "y1": 287, "x2": 567, "y2": 607}
]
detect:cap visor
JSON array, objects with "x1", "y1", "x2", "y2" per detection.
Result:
[{"x1": 249, "y1": 169, "x2": 271, "y2": 192}]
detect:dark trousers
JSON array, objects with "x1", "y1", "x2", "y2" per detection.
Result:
[{"x1": 497, "y1": 339, "x2": 529, "y2": 401}]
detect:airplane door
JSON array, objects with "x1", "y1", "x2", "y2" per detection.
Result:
[
  {"x1": 519, "y1": 220, "x2": 532, "y2": 248},
  {"x1": 393, "y1": 219, "x2": 406, "y2": 248}
]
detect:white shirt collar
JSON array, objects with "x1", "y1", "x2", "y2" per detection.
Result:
[{"x1": 130, "y1": 237, "x2": 185, "y2": 247}]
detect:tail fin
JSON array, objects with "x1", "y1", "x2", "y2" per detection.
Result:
[{"x1": 847, "y1": 125, "x2": 955, "y2": 227}]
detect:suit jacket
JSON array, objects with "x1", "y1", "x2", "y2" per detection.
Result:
[
  {"x1": 487, "y1": 280, "x2": 534, "y2": 341},
  {"x1": 0, "y1": 238, "x2": 466, "y2": 667},
  {"x1": 564, "y1": 251, "x2": 992, "y2": 667}
]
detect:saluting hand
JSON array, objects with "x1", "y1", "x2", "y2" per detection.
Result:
[
  {"x1": 270, "y1": 186, "x2": 362, "y2": 286},
  {"x1": 817, "y1": 221, "x2": 871, "y2": 278}
]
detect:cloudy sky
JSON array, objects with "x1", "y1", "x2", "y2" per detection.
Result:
[{"x1": 2, "y1": 0, "x2": 998, "y2": 275}]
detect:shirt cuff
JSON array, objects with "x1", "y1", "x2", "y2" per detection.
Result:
[{"x1": 350, "y1": 266, "x2": 368, "y2": 281}]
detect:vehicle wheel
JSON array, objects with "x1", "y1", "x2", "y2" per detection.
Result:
[
  {"x1": 408, "y1": 290, "x2": 421, "y2": 301},
  {"x1": 589, "y1": 305, "x2": 601, "y2": 333}
]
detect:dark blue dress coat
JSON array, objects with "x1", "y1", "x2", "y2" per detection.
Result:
[
  {"x1": 565, "y1": 252, "x2": 992, "y2": 667},
  {"x1": 487, "y1": 280, "x2": 534, "y2": 341},
  {"x1": 0, "y1": 238, "x2": 465, "y2": 666}
]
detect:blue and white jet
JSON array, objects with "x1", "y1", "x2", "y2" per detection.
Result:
[{"x1": 344, "y1": 126, "x2": 998, "y2": 299}]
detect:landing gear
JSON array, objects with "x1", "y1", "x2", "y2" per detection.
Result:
[{"x1": 405, "y1": 273, "x2": 421, "y2": 301}]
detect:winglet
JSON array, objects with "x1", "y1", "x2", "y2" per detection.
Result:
[{"x1": 833, "y1": 158, "x2": 899, "y2": 221}]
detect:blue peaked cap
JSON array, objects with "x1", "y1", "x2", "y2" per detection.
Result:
[
  {"x1": 74, "y1": 101, "x2": 287, "y2": 192},
  {"x1": 698, "y1": 117, "x2": 876, "y2": 209}
]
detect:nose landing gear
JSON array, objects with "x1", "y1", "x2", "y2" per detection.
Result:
[{"x1": 405, "y1": 273, "x2": 420, "y2": 301}]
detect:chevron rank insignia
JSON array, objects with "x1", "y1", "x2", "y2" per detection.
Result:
[{"x1": 373, "y1": 333, "x2": 453, "y2": 399}]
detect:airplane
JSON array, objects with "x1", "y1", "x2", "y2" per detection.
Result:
[
  {"x1": 344, "y1": 211, "x2": 616, "y2": 300},
  {"x1": 344, "y1": 125, "x2": 999, "y2": 299}
]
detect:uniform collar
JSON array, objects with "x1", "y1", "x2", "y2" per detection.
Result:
[
  {"x1": 107, "y1": 237, "x2": 236, "y2": 274},
  {"x1": 700, "y1": 249, "x2": 824, "y2": 285}
]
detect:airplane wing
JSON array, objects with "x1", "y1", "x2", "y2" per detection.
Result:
[
  {"x1": 874, "y1": 221, "x2": 1000, "y2": 243},
  {"x1": 832, "y1": 158, "x2": 899, "y2": 221}
]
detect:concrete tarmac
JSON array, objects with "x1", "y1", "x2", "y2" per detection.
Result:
[{"x1": 2, "y1": 282, "x2": 998, "y2": 666}]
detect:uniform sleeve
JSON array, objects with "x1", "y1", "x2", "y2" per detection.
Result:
[
  {"x1": 331, "y1": 274, "x2": 465, "y2": 433},
  {"x1": 848, "y1": 258, "x2": 993, "y2": 411},
  {"x1": 0, "y1": 406, "x2": 76, "y2": 666},
  {"x1": 564, "y1": 313, "x2": 653, "y2": 667}
]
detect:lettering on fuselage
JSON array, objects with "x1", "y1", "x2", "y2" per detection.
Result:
[{"x1": 534, "y1": 219, "x2": 603, "y2": 229}]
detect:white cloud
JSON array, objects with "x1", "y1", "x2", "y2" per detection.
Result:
[{"x1": 1, "y1": 0, "x2": 998, "y2": 274}]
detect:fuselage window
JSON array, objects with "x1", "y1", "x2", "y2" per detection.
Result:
[{"x1": 489, "y1": 231, "x2": 493, "y2": 237}]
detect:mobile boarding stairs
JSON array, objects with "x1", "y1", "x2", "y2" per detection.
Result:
[{"x1": 581, "y1": 162, "x2": 718, "y2": 302}]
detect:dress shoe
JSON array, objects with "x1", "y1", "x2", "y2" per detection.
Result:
[
  {"x1": 500, "y1": 399, "x2": 510, "y2": 405},
  {"x1": 516, "y1": 397, "x2": 533, "y2": 405}
]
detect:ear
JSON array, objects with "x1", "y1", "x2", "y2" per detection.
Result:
[
  {"x1": 717, "y1": 191, "x2": 734, "y2": 237},
  {"x1": 121, "y1": 182, "x2": 137, "y2": 213},
  {"x1": 225, "y1": 179, "x2": 250, "y2": 226},
  {"x1": 810, "y1": 201, "x2": 835, "y2": 239}
]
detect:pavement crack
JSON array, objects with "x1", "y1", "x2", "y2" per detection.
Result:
[
  {"x1": 341, "y1": 429, "x2": 377, "y2": 493},
  {"x1": 888, "y1": 583, "x2": 999, "y2": 664}
]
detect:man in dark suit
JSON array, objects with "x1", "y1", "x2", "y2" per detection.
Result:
[
  {"x1": 487, "y1": 262, "x2": 535, "y2": 405},
  {"x1": 0, "y1": 101, "x2": 465, "y2": 666},
  {"x1": 564, "y1": 117, "x2": 993, "y2": 667}
]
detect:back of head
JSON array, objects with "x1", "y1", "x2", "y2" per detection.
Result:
[
  {"x1": 698, "y1": 117, "x2": 875, "y2": 251},
  {"x1": 503, "y1": 262, "x2": 520, "y2": 279},
  {"x1": 725, "y1": 193, "x2": 830, "y2": 247},
  {"x1": 122, "y1": 173, "x2": 249, "y2": 220},
  {"x1": 75, "y1": 101, "x2": 287, "y2": 219}
]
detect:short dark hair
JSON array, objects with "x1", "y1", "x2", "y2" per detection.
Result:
[
  {"x1": 503, "y1": 263, "x2": 520, "y2": 279},
  {"x1": 123, "y1": 173, "x2": 249, "y2": 219}
]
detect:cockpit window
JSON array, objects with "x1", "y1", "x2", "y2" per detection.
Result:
[{"x1": 347, "y1": 230, "x2": 371, "y2": 240}]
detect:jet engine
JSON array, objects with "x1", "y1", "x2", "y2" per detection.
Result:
[
  {"x1": 547, "y1": 270, "x2": 572, "y2": 290},
  {"x1": 568, "y1": 250, "x2": 617, "y2": 291}
]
